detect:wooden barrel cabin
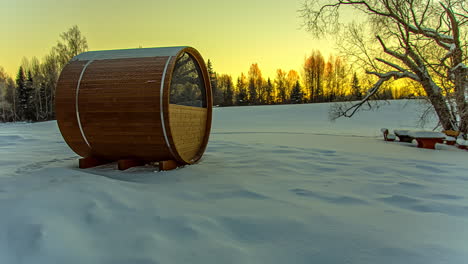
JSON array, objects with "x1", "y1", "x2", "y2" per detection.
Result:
[{"x1": 55, "y1": 46, "x2": 213, "y2": 170}]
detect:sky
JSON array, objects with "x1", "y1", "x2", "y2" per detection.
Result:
[{"x1": 1, "y1": 0, "x2": 337, "y2": 79}]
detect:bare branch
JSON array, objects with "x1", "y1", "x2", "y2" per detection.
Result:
[
  {"x1": 376, "y1": 35, "x2": 421, "y2": 73},
  {"x1": 374, "y1": 58, "x2": 421, "y2": 81},
  {"x1": 367, "y1": 70, "x2": 420, "y2": 81},
  {"x1": 330, "y1": 73, "x2": 391, "y2": 119},
  {"x1": 420, "y1": 0, "x2": 431, "y2": 25}
]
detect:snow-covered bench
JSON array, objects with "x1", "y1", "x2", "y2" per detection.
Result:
[
  {"x1": 407, "y1": 131, "x2": 445, "y2": 149},
  {"x1": 394, "y1": 130, "x2": 414, "y2": 143}
]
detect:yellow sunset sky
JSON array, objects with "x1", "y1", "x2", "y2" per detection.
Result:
[{"x1": 1, "y1": 0, "x2": 339, "y2": 79}]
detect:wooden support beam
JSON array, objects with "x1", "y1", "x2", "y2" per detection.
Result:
[
  {"x1": 79, "y1": 156, "x2": 110, "y2": 169},
  {"x1": 118, "y1": 159, "x2": 145, "y2": 170},
  {"x1": 159, "y1": 160, "x2": 179, "y2": 171}
]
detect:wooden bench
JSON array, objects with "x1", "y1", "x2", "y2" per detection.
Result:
[
  {"x1": 394, "y1": 130, "x2": 414, "y2": 143},
  {"x1": 408, "y1": 131, "x2": 445, "y2": 149}
]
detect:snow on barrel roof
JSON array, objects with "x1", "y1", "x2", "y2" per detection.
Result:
[{"x1": 71, "y1": 46, "x2": 188, "y2": 61}]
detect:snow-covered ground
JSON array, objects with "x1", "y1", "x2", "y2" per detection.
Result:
[{"x1": 0, "y1": 100, "x2": 467, "y2": 264}]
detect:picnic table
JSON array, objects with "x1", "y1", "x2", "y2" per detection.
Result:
[{"x1": 407, "y1": 131, "x2": 445, "y2": 149}]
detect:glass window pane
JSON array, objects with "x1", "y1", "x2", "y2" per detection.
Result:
[{"x1": 170, "y1": 53, "x2": 207, "y2": 107}]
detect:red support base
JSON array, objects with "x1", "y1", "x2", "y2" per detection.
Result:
[
  {"x1": 118, "y1": 159, "x2": 145, "y2": 170},
  {"x1": 79, "y1": 156, "x2": 110, "y2": 169},
  {"x1": 159, "y1": 160, "x2": 179, "y2": 171},
  {"x1": 79, "y1": 157, "x2": 180, "y2": 171}
]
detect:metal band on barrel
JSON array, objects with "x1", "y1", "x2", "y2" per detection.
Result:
[
  {"x1": 160, "y1": 56, "x2": 177, "y2": 159},
  {"x1": 75, "y1": 60, "x2": 93, "y2": 149}
]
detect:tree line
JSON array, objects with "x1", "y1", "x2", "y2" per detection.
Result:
[
  {"x1": 0, "y1": 25, "x2": 416, "y2": 123},
  {"x1": 0, "y1": 26, "x2": 88, "y2": 122},
  {"x1": 207, "y1": 50, "x2": 411, "y2": 107}
]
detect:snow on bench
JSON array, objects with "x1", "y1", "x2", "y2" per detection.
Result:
[
  {"x1": 383, "y1": 129, "x2": 461, "y2": 149},
  {"x1": 408, "y1": 131, "x2": 445, "y2": 138},
  {"x1": 408, "y1": 131, "x2": 445, "y2": 149}
]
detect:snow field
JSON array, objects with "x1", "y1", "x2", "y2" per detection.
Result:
[{"x1": 0, "y1": 100, "x2": 467, "y2": 264}]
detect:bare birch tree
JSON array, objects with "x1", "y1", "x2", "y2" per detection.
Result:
[
  {"x1": 304, "y1": 50, "x2": 326, "y2": 102},
  {"x1": 54, "y1": 25, "x2": 89, "y2": 69},
  {"x1": 300, "y1": 0, "x2": 467, "y2": 133}
]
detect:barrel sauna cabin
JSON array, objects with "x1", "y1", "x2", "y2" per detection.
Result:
[{"x1": 55, "y1": 46, "x2": 213, "y2": 170}]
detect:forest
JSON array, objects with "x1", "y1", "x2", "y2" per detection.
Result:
[
  {"x1": 0, "y1": 25, "x2": 418, "y2": 123},
  {"x1": 208, "y1": 54, "x2": 418, "y2": 108},
  {"x1": 0, "y1": 25, "x2": 88, "y2": 122}
]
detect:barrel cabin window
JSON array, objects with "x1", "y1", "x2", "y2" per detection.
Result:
[{"x1": 170, "y1": 53, "x2": 207, "y2": 108}]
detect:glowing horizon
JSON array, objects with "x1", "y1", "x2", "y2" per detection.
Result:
[{"x1": 0, "y1": 0, "x2": 337, "y2": 80}]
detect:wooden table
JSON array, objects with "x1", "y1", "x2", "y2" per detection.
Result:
[{"x1": 408, "y1": 131, "x2": 445, "y2": 149}]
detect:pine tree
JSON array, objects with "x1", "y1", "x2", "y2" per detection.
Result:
[
  {"x1": 16, "y1": 67, "x2": 27, "y2": 120},
  {"x1": 223, "y1": 78, "x2": 234, "y2": 106},
  {"x1": 25, "y1": 71, "x2": 36, "y2": 121},
  {"x1": 290, "y1": 81, "x2": 303, "y2": 104},
  {"x1": 206, "y1": 59, "x2": 221, "y2": 105}
]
